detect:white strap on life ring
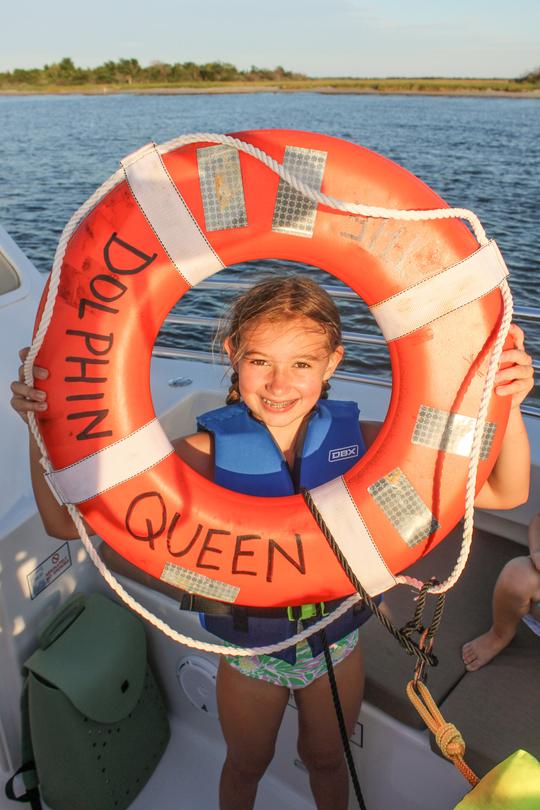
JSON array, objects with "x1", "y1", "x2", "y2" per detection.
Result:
[
  {"x1": 121, "y1": 143, "x2": 225, "y2": 286},
  {"x1": 43, "y1": 418, "x2": 173, "y2": 505},
  {"x1": 371, "y1": 240, "x2": 508, "y2": 342},
  {"x1": 307, "y1": 477, "x2": 397, "y2": 596}
]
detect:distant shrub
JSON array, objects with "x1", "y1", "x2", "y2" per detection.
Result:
[{"x1": 517, "y1": 66, "x2": 540, "y2": 84}]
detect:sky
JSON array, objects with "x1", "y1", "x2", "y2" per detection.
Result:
[{"x1": 2, "y1": 0, "x2": 539, "y2": 79}]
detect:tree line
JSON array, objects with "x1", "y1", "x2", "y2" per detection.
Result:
[
  {"x1": 0, "y1": 57, "x2": 307, "y2": 86},
  {"x1": 517, "y1": 66, "x2": 540, "y2": 83}
]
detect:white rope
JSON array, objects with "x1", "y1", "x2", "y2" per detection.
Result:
[
  {"x1": 24, "y1": 132, "x2": 505, "y2": 649},
  {"x1": 23, "y1": 168, "x2": 124, "y2": 382},
  {"x1": 157, "y1": 133, "x2": 488, "y2": 246}
]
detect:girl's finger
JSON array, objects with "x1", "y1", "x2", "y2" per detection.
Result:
[
  {"x1": 501, "y1": 346, "x2": 531, "y2": 363},
  {"x1": 507, "y1": 323, "x2": 525, "y2": 350},
  {"x1": 498, "y1": 348, "x2": 531, "y2": 367},
  {"x1": 12, "y1": 390, "x2": 48, "y2": 409},
  {"x1": 10, "y1": 380, "x2": 47, "y2": 401},
  {"x1": 10, "y1": 394, "x2": 47, "y2": 418},
  {"x1": 18, "y1": 363, "x2": 48, "y2": 382},
  {"x1": 495, "y1": 361, "x2": 534, "y2": 385},
  {"x1": 495, "y1": 377, "x2": 534, "y2": 397}
]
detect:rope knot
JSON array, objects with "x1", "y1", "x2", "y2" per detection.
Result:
[
  {"x1": 406, "y1": 680, "x2": 478, "y2": 786},
  {"x1": 435, "y1": 722, "x2": 466, "y2": 759}
]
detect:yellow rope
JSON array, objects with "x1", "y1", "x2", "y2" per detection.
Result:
[{"x1": 407, "y1": 680, "x2": 479, "y2": 787}]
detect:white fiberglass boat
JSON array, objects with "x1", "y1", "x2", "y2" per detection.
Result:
[{"x1": 0, "y1": 222, "x2": 539, "y2": 810}]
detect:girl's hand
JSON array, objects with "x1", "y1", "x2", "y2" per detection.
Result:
[
  {"x1": 494, "y1": 324, "x2": 534, "y2": 410},
  {"x1": 9, "y1": 347, "x2": 49, "y2": 423}
]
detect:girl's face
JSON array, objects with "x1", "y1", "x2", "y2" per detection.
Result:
[{"x1": 226, "y1": 317, "x2": 344, "y2": 445}]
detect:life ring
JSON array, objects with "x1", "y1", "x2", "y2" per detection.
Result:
[{"x1": 33, "y1": 129, "x2": 511, "y2": 608}]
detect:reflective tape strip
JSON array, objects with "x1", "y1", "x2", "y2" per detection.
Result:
[
  {"x1": 272, "y1": 146, "x2": 327, "y2": 237},
  {"x1": 412, "y1": 405, "x2": 497, "y2": 460},
  {"x1": 161, "y1": 563, "x2": 240, "y2": 603},
  {"x1": 367, "y1": 468, "x2": 440, "y2": 549},
  {"x1": 307, "y1": 477, "x2": 397, "y2": 596},
  {"x1": 44, "y1": 419, "x2": 174, "y2": 505},
  {"x1": 197, "y1": 145, "x2": 248, "y2": 231},
  {"x1": 370, "y1": 240, "x2": 508, "y2": 342},
  {"x1": 121, "y1": 143, "x2": 225, "y2": 286}
]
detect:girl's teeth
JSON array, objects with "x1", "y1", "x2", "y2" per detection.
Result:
[{"x1": 262, "y1": 399, "x2": 294, "y2": 409}]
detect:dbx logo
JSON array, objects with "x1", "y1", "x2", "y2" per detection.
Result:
[{"x1": 328, "y1": 444, "x2": 359, "y2": 462}]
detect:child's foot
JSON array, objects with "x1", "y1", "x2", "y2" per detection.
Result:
[{"x1": 461, "y1": 628, "x2": 513, "y2": 671}]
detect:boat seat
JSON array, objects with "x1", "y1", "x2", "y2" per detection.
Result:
[
  {"x1": 361, "y1": 524, "x2": 540, "y2": 777},
  {"x1": 433, "y1": 612, "x2": 539, "y2": 777}
]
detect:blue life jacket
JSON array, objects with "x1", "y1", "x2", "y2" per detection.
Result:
[
  {"x1": 197, "y1": 399, "x2": 379, "y2": 664},
  {"x1": 197, "y1": 399, "x2": 366, "y2": 496}
]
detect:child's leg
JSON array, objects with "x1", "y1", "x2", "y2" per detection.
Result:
[
  {"x1": 294, "y1": 639, "x2": 364, "y2": 810},
  {"x1": 462, "y1": 555, "x2": 540, "y2": 671},
  {"x1": 216, "y1": 656, "x2": 290, "y2": 810}
]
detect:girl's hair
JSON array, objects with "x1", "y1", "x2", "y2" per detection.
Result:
[{"x1": 218, "y1": 275, "x2": 342, "y2": 404}]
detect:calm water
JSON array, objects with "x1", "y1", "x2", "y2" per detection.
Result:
[{"x1": 1, "y1": 92, "x2": 539, "y2": 396}]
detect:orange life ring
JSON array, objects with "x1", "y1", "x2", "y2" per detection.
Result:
[{"x1": 34, "y1": 129, "x2": 511, "y2": 607}]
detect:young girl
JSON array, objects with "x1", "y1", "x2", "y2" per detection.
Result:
[{"x1": 11, "y1": 276, "x2": 533, "y2": 810}]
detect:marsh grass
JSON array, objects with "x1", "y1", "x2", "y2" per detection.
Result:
[{"x1": 2, "y1": 77, "x2": 539, "y2": 95}]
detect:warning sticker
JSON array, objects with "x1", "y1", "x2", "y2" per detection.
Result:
[{"x1": 27, "y1": 543, "x2": 72, "y2": 599}]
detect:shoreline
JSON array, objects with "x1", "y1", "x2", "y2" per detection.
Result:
[{"x1": 2, "y1": 85, "x2": 540, "y2": 99}]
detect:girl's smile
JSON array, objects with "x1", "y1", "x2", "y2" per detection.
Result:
[{"x1": 260, "y1": 397, "x2": 298, "y2": 411}]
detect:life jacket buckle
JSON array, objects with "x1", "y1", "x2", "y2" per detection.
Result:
[{"x1": 287, "y1": 602, "x2": 327, "y2": 622}]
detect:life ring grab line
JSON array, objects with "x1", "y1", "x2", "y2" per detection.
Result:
[
  {"x1": 24, "y1": 132, "x2": 512, "y2": 652},
  {"x1": 157, "y1": 133, "x2": 489, "y2": 245}
]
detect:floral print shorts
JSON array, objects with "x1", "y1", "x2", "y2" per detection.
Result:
[{"x1": 224, "y1": 629, "x2": 359, "y2": 690}]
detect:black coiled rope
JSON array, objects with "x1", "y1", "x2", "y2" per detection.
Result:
[{"x1": 303, "y1": 489, "x2": 445, "y2": 665}]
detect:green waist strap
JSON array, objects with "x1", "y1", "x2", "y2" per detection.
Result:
[{"x1": 287, "y1": 602, "x2": 328, "y2": 622}]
